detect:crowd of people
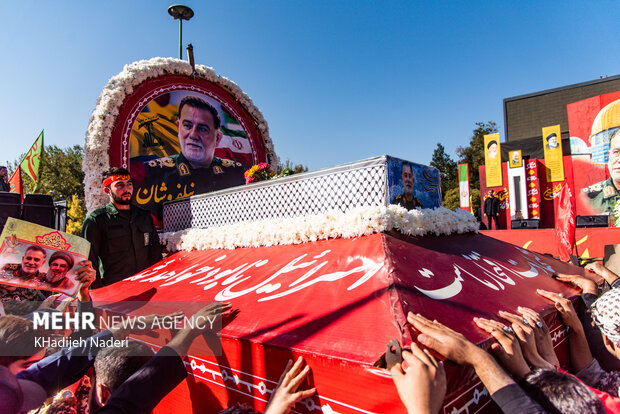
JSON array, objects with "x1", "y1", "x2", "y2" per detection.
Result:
[
  {"x1": 390, "y1": 261, "x2": 620, "y2": 414},
  {"x1": 2, "y1": 165, "x2": 620, "y2": 413}
]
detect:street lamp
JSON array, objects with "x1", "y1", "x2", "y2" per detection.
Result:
[{"x1": 168, "y1": 4, "x2": 194, "y2": 59}]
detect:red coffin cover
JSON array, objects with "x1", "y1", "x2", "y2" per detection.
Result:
[{"x1": 91, "y1": 232, "x2": 581, "y2": 414}]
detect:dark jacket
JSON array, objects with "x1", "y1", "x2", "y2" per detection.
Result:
[
  {"x1": 82, "y1": 203, "x2": 162, "y2": 288},
  {"x1": 484, "y1": 195, "x2": 500, "y2": 217}
]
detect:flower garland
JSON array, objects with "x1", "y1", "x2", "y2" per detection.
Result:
[
  {"x1": 244, "y1": 162, "x2": 273, "y2": 184},
  {"x1": 83, "y1": 57, "x2": 277, "y2": 213},
  {"x1": 160, "y1": 205, "x2": 479, "y2": 252}
]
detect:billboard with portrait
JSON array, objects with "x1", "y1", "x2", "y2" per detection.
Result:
[
  {"x1": 83, "y1": 58, "x2": 276, "y2": 226},
  {"x1": 387, "y1": 156, "x2": 441, "y2": 209},
  {"x1": 0, "y1": 218, "x2": 90, "y2": 296},
  {"x1": 567, "y1": 91, "x2": 620, "y2": 221}
]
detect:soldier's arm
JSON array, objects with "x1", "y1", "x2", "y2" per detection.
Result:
[{"x1": 81, "y1": 215, "x2": 103, "y2": 288}]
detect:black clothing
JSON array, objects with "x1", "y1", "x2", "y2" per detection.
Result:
[
  {"x1": 491, "y1": 383, "x2": 548, "y2": 413},
  {"x1": 0, "y1": 179, "x2": 10, "y2": 192},
  {"x1": 82, "y1": 203, "x2": 162, "y2": 287},
  {"x1": 484, "y1": 195, "x2": 500, "y2": 230},
  {"x1": 392, "y1": 193, "x2": 422, "y2": 210}
]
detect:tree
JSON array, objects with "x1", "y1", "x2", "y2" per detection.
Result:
[
  {"x1": 455, "y1": 121, "x2": 498, "y2": 192},
  {"x1": 443, "y1": 187, "x2": 481, "y2": 214},
  {"x1": 277, "y1": 159, "x2": 309, "y2": 174},
  {"x1": 10, "y1": 145, "x2": 86, "y2": 235},
  {"x1": 430, "y1": 143, "x2": 458, "y2": 200}
]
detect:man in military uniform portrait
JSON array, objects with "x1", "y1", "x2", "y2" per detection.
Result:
[
  {"x1": 584, "y1": 129, "x2": 620, "y2": 215},
  {"x1": 392, "y1": 162, "x2": 422, "y2": 210},
  {"x1": 82, "y1": 167, "x2": 162, "y2": 287},
  {"x1": 1, "y1": 245, "x2": 47, "y2": 281},
  {"x1": 134, "y1": 95, "x2": 245, "y2": 211}
]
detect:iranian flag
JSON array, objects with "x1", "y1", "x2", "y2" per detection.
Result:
[
  {"x1": 20, "y1": 131, "x2": 44, "y2": 190},
  {"x1": 458, "y1": 163, "x2": 471, "y2": 212},
  {"x1": 215, "y1": 112, "x2": 253, "y2": 167}
]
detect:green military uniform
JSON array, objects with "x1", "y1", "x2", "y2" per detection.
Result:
[
  {"x1": 1, "y1": 263, "x2": 45, "y2": 281},
  {"x1": 392, "y1": 193, "x2": 422, "y2": 210},
  {"x1": 82, "y1": 203, "x2": 162, "y2": 288},
  {"x1": 133, "y1": 153, "x2": 245, "y2": 217},
  {"x1": 583, "y1": 177, "x2": 620, "y2": 215}
]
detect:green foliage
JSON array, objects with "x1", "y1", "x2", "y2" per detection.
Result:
[
  {"x1": 430, "y1": 143, "x2": 458, "y2": 200},
  {"x1": 455, "y1": 121, "x2": 498, "y2": 192},
  {"x1": 443, "y1": 187, "x2": 481, "y2": 214},
  {"x1": 277, "y1": 159, "x2": 309, "y2": 174},
  {"x1": 66, "y1": 195, "x2": 86, "y2": 235}
]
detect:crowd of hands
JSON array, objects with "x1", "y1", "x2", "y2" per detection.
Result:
[{"x1": 2, "y1": 259, "x2": 617, "y2": 413}]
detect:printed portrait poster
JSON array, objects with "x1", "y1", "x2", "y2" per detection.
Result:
[
  {"x1": 387, "y1": 156, "x2": 441, "y2": 210},
  {"x1": 542, "y1": 125, "x2": 564, "y2": 182},
  {"x1": 484, "y1": 133, "x2": 502, "y2": 187},
  {"x1": 0, "y1": 218, "x2": 90, "y2": 297},
  {"x1": 567, "y1": 91, "x2": 620, "y2": 219},
  {"x1": 509, "y1": 150, "x2": 523, "y2": 169},
  {"x1": 129, "y1": 90, "x2": 254, "y2": 223}
]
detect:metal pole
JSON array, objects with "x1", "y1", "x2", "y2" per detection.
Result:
[{"x1": 179, "y1": 19, "x2": 183, "y2": 59}]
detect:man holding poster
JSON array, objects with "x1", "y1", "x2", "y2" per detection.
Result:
[{"x1": 584, "y1": 129, "x2": 620, "y2": 214}]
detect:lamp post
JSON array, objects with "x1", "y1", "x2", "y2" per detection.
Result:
[{"x1": 168, "y1": 5, "x2": 194, "y2": 59}]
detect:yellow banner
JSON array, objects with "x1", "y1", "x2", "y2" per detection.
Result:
[
  {"x1": 484, "y1": 133, "x2": 502, "y2": 187},
  {"x1": 542, "y1": 125, "x2": 565, "y2": 182}
]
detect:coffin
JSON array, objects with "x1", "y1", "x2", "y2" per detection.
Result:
[{"x1": 91, "y1": 230, "x2": 580, "y2": 413}]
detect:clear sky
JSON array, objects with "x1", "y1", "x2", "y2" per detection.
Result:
[{"x1": 1, "y1": 1, "x2": 619, "y2": 172}]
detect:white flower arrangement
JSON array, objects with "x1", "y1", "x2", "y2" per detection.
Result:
[
  {"x1": 160, "y1": 205, "x2": 479, "y2": 252},
  {"x1": 83, "y1": 57, "x2": 276, "y2": 213}
]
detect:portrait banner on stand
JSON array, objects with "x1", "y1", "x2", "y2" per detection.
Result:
[
  {"x1": 542, "y1": 125, "x2": 565, "y2": 182},
  {"x1": 458, "y1": 163, "x2": 471, "y2": 212},
  {"x1": 484, "y1": 133, "x2": 502, "y2": 187},
  {"x1": 509, "y1": 150, "x2": 523, "y2": 168}
]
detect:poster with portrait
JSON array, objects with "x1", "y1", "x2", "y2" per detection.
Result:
[
  {"x1": 567, "y1": 91, "x2": 620, "y2": 219},
  {"x1": 484, "y1": 133, "x2": 502, "y2": 187},
  {"x1": 542, "y1": 125, "x2": 564, "y2": 182},
  {"x1": 387, "y1": 156, "x2": 441, "y2": 210},
  {"x1": 509, "y1": 150, "x2": 523, "y2": 169},
  {"x1": 83, "y1": 59, "x2": 274, "y2": 228},
  {"x1": 0, "y1": 218, "x2": 90, "y2": 296}
]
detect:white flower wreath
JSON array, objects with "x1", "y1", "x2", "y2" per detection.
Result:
[
  {"x1": 160, "y1": 205, "x2": 479, "y2": 251},
  {"x1": 83, "y1": 57, "x2": 276, "y2": 213}
]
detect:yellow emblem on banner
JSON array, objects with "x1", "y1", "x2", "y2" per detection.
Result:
[
  {"x1": 484, "y1": 133, "x2": 502, "y2": 187},
  {"x1": 179, "y1": 163, "x2": 190, "y2": 176},
  {"x1": 605, "y1": 186, "x2": 616, "y2": 197},
  {"x1": 213, "y1": 165, "x2": 223, "y2": 175},
  {"x1": 542, "y1": 125, "x2": 565, "y2": 182}
]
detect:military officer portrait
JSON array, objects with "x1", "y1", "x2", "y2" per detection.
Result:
[
  {"x1": 583, "y1": 128, "x2": 620, "y2": 214},
  {"x1": 1, "y1": 245, "x2": 47, "y2": 281},
  {"x1": 392, "y1": 162, "x2": 422, "y2": 210},
  {"x1": 133, "y1": 95, "x2": 245, "y2": 218}
]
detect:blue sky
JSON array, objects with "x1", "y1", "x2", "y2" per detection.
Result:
[{"x1": 1, "y1": 1, "x2": 619, "y2": 172}]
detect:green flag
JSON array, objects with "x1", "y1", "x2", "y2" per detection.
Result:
[{"x1": 20, "y1": 131, "x2": 44, "y2": 190}]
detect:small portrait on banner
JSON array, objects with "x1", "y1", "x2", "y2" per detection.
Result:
[{"x1": 509, "y1": 150, "x2": 522, "y2": 168}]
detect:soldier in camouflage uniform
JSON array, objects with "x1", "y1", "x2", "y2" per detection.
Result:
[
  {"x1": 1, "y1": 245, "x2": 47, "y2": 281},
  {"x1": 133, "y1": 95, "x2": 245, "y2": 216},
  {"x1": 392, "y1": 162, "x2": 422, "y2": 210},
  {"x1": 584, "y1": 129, "x2": 620, "y2": 215}
]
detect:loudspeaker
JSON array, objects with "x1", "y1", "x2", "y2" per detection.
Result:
[
  {"x1": 22, "y1": 194, "x2": 55, "y2": 228},
  {"x1": 511, "y1": 219, "x2": 540, "y2": 229},
  {"x1": 576, "y1": 215, "x2": 608, "y2": 228},
  {"x1": 0, "y1": 192, "x2": 21, "y2": 232}
]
